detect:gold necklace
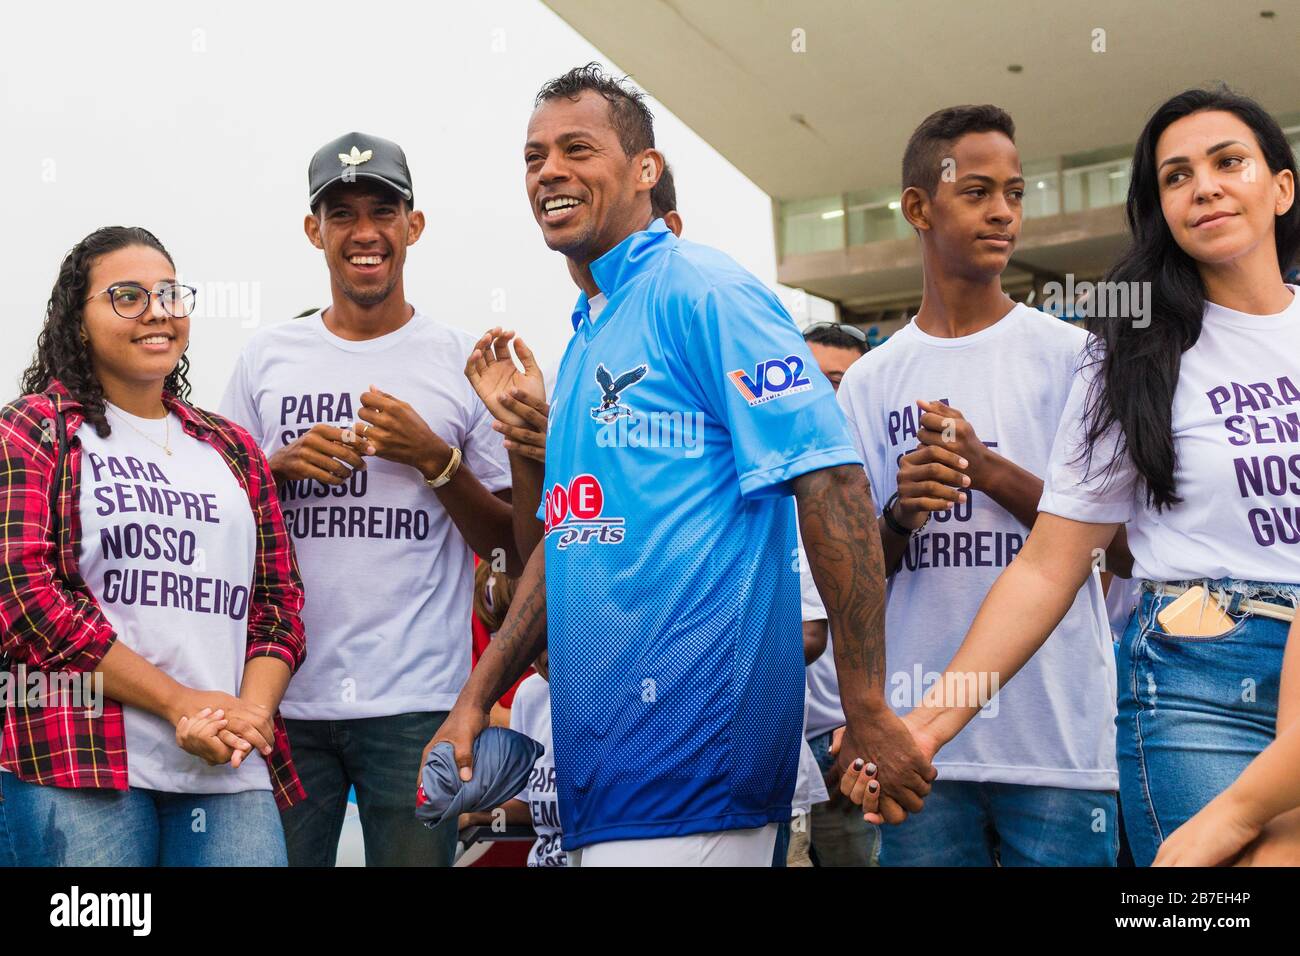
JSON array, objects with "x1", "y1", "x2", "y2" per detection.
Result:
[{"x1": 108, "y1": 405, "x2": 172, "y2": 456}]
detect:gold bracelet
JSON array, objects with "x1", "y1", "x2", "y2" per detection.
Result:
[{"x1": 426, "y1": 446, "x2": 462, "y2": 489}]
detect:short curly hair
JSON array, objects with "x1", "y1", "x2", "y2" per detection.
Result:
[{"x1": 534, "y1": 62, "x2": 656, "y2": 158}]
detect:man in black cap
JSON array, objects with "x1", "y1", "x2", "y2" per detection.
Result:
[{"x1": 220, "y1": 132, "x2": 521, "y2": 867}]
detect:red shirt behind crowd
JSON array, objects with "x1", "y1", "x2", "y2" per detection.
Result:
[{"x1": 470, "y1": 556, "x2": 531, "y2": 708}]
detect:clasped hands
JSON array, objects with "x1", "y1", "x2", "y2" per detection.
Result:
[
  {"x1": 835, "y1": 708, "x2": 941, "y2": 824},
  {"x1": 172, "y1": 690, "x2": 275, "y2": 769},
  {"x1": 890, "y1": 399, "x2": 990, "y2": 529},
  {"x1": 268, "y1": 384, "x2": 457, "y2": 486}
]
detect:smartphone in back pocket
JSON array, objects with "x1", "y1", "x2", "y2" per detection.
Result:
[{"x1": 1156, "y1": 586, "x2": 1236, "y2": 636}]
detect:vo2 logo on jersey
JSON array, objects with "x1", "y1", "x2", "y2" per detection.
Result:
[
  {"x1": 544, "y1": 474, "x2": 626, "y2": 549},
  {"x1": 727, "y1": 354, "x2": 813, "y2": 407}
]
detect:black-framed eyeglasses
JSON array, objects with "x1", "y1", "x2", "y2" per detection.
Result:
[
  {"x1": 85, "y1": 282, "x2": 198, "y2": 320},
  {"x1": 804, "y1": 321, "x2": 868, "y2": 343}
]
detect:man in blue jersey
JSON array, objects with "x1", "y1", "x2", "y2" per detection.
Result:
[{"x1": 430, "y1": 64, "x2": 935, "y2": 865}]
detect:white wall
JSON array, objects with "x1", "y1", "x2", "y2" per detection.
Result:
[{"x1": 0, "y1": 0, "x2": 812, "y2": 408}]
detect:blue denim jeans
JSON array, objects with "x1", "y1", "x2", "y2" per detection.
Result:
[
  {"x1": 279, "y1": 711, "x2": 458, "y2": 867},
  {"x1": 878, "y1": 780, "x2": 1118, "y2": 866},
  {"x1": 0, "y1": 773, "x2": 285, "y2": 866},
  {"x1": 1117, "y1": 579, "x2": 1295, "y2": 867},
  {"x1": 807, "y1": 730, "x2": 880, "y2": 866}
]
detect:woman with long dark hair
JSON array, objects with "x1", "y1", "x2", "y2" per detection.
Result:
[
  {"x1": 0, "y1": 227, "x2": 306, "y2": 865},
  {"x1": 844, "y1": 86, "x2": 1300, "y2": 865}
]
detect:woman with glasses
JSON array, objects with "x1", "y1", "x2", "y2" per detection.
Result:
[{"x1": 0, "y1": 226, "x2": 307, "y2": 866}]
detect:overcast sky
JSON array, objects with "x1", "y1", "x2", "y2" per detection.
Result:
[{"x1": 0, "y1": 0, "x2": 824, "y2": 407}]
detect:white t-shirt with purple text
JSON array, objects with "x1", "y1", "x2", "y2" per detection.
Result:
[
  {"x1": 220, "y1": 310, "x2": 510, "y2": 720},
  {"x1": 837, "y1": 304, "x2": 1117, "y2": 791},
  {"x1": 1040, "y1": 286, "x2": 1300, "y2": 585},
  {"x1": 78, "y1": 404, "x2": 272, "y2": 793}
]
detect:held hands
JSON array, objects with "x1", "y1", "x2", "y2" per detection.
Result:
[
  {"x1": 175, "y1": 709, "x2": 234, "y2": 766},
  {"x1": 1155, "y1": 801, "x2": 1300, "y2": 866},
  {"x1": 269, "y1": 388, "x2": 452, "y2": 484},
  {"x1": 836, "y1": 708, "x2": 939, "y2": 824},
  {"x1": 464, "y1": 328, "x2": 547, "y2": 432},
  {"x1": 173, "y1": 690, "x2": 276, "y2": 769}
]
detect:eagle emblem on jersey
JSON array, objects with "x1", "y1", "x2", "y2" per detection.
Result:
[{"x1": 590, "y1": 362, "x2": 648, "y2": 424}]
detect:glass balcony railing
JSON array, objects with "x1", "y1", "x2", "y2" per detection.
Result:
[
  {"x1": 779, "y1": 195, "x2": 849, "y2": 255},
  {"x1": 780, "y1": 123, "x2": 1300, "y2": 260},
  {"x1": 1064, "y1": 157, "x2": 1131, "y2": 212},
  {"x1": 847, "y1": 197, "x2": 914, "y2": 245},
  {"x1": 1020, "y1": 169, "x2": 1061, "y2": 220}
]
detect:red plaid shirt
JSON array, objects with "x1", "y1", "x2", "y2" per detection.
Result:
[{"x1": 0, "y1": 381, "x2": 307, "y2": 808}]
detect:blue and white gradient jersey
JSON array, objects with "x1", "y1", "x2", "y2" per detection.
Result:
[{"x1": 539, "y1": 219, "x2": 862, "y2": 849}]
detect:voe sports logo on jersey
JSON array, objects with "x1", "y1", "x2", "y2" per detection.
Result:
[
  {"x1": 727, "y1": 354, "x2": 813, "y2": 407},
  {"x1": 544, "y1": 474, "x2": 625, "y2": 549}
]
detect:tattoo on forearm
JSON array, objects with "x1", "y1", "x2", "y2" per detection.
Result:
[
  {"x1": 483, "y1": 565, "x2": 547, "y2": 702},
  {"x1": 795, "y1": 466, "x2": 888, "y2": 691}
]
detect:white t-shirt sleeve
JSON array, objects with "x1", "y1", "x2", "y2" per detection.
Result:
[
  {"x1": 462, "y1": 395, "x2": 512, "y2": 494},
  {"x1": 1038, "y1": 362, "x2": 1138, "y2": 524},
  {"x1": 836, "y1": 368, "x2": 886, "y2": 517},
  {"x1": 797, "y1": 540, "x2": 828, "y2": 623},
  {"x1": 836, "y1": 376, "x2": 868, "y2": 463},
  {"x1": 217, "y1": 348, "x2": 264, "y2": 446}
]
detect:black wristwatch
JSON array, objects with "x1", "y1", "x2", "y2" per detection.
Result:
[{"x1": 883, "y1": 491, "x2": 928, "y2": 538}]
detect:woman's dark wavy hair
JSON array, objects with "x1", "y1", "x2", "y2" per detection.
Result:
[
  {"x1": 1085, "y1": 86, "x2": 1300, "y2": 510},
  {"x1": 20, "y1": 226, "x2": 192, "y2": 438}
]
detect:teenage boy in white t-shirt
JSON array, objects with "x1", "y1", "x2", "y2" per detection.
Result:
[
  {"x1": 836, "y1": 106, "x2": 1123, "y2": 866},
  {"x1": 220, "y1": 132, "x2": 520, "y2": 867}
]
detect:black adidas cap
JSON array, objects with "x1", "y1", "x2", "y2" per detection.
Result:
[{"x1": 308, "y1": 132, "x2": 413, "y2": 208}]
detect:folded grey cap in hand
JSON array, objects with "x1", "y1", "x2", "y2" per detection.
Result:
[{"x1": 415, "y1": 726, "x2": 545, "y2": 830}]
